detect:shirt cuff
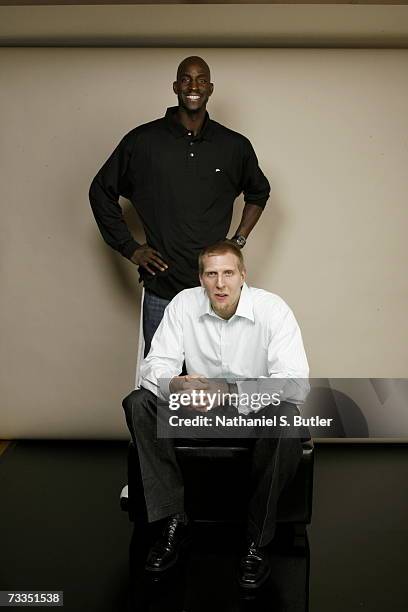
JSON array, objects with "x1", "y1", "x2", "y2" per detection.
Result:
[
  {"x1": 244, "y1": 198, "x2": 268, "y2": 209},
  {"x1": 158, "y1": 378, "x2": 172, "y2": 401},
  {"x1": 235, "y1": 380, "x2": 259, "y2": 415},
  {"x1": 121, "y1": 239, "x2": 141, "y2": 260}
]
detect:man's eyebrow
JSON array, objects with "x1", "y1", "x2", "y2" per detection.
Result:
[{"x1": 179, "y1": 72, "x2": 208, "y2": 78}]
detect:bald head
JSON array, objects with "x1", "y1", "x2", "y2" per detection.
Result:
[
  {"x1": 176, "y1": 56, "x2": 211, "y2": 81},
  {"x1": 173, "y1": 56, "x2": 214, "y2": 115}
]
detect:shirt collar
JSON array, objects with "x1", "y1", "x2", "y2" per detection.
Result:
[
  {"x1": 164, "y1": 106, "x2": 214, "y2": 141},
  {"x1": 199, "y1": 283, "x2": 255, "y2": 323}
]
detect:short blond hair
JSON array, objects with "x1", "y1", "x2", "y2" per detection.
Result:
[{"x1": 198, "y1": 240, "x2": 245, "y2": 276}]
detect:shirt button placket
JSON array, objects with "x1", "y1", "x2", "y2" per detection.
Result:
[
  {"x1": 220, "y1": 320, "x2": 227, "y2": 376},
  {"x1": 224, "y1": 323, "x2": 231, "y2": 378},
  {"x1": 186, "y1": 133, "x2": 197, "y2": 173}
]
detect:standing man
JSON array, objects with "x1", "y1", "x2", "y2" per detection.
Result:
[{"x1": 89, "y1": 56, "x2": 270, "y2": 353}]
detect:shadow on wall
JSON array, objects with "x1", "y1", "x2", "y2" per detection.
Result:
[
  {"x1": 90, "y1": 197, "x2": 144, "y2": 306},
  {"x1": 302, "y1": 379, "x2": 369, "y2": 438},
  {"x1": 244, "y1": 191, "x2": 286, "y2": 286}
]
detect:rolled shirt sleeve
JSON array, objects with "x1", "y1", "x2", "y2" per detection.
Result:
[{"x1": 240, "y1": 138, "x2": 270, "y2": 209}]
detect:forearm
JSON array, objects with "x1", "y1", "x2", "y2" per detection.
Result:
[
  {"x1": 89, "y1": 133, "x2": 140, "y2": 259},
  {"x1": 140, "y1": 366, "x2": 182, "y2": 400},
  {"x1": 231, "y1": 378, "x2": 309, "y2": 415},
  {"x1": 232, "y1": 203, "x2": 264, "y2": 239}
]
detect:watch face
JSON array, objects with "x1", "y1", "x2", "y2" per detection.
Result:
[{"x1": 235, "y1": 235, "x2": 246, "y2": 247}]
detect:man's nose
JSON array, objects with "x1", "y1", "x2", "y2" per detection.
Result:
[{"x1": 216, "y1": 275, "x2": 225, "y2": 288}]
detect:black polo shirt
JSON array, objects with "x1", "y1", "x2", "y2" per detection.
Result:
[{"x1": 89, "y1": 106, "x2": 270, "y2": 300}]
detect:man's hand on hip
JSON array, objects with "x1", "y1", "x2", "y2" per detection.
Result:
[{"x1": 130, "y1": 244, "x2": 168, "y2": 275}]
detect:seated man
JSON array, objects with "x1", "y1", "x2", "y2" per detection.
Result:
[{"x1": 123, "y1": 241, "x2": 309, "y2": 589}]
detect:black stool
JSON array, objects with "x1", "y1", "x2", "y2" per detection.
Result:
[{"x1": 123, "y1": 437, "x2": 314, "y2": 545}]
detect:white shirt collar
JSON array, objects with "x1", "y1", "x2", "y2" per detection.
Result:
[{"x1": 199, "y1": 282, "x2": 255, "y2": 323}]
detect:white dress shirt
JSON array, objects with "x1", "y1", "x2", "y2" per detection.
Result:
[{"x1": 140, "y1": 283, "x2": 309, "y2": 412}]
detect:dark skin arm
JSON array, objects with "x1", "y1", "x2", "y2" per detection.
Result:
[
  {"x1": 233, "y1": 203, "x2": 264, "y2": 240},
  {"x1": 130, "y1": 244, "x2": 168, "y2": 275}
]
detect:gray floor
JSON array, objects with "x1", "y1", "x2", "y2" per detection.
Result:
[{"x1": 309, "y1": 444, "x2": 408, "y2": 612}]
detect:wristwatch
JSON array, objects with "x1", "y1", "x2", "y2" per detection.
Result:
[{"x1": 231, "y1": 234, "x2": 247, "y2": 248}]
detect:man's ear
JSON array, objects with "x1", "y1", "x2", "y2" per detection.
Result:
[
  {"x1": 173, "y1": 81, "x2": 178, "y2": 95},
  {"x1": 199, "y1": 276, "x2": 204, "y2": 287},
  {"x1": 241, "y1": 267, "x2": 247, "y2": 285}
]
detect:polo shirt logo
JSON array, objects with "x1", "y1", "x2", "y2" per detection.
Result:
[{"x1": 215, "y1": 168, "x2": 221, "y2": 172}]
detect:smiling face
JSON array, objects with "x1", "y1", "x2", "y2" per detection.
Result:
[
  {"x1": 173, "y1": 57, "x2": 213, "y2": 114},
  {"x1": 200, "y1": 252, "x2": 246, "y2": 320}
]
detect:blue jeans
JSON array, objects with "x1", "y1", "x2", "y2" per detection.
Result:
[{"x1": 142, "y1": 290, "x2": 171, "y2": 357}]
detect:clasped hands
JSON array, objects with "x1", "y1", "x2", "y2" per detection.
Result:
[{"x1": 169, "y1": 374, "x2": 229, "y2": 412}]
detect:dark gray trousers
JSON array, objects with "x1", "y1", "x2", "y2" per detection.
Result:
[{"x1": 123, "y1": 387, "x2": 306, "y2": 547}]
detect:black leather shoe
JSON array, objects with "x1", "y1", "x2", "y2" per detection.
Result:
[
  {"x1": 238, "y1": 542, "x2": 271, "y2": 589},
  {"x1": 145, "y1": 515, "x2": 190, "y2": 572}
]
